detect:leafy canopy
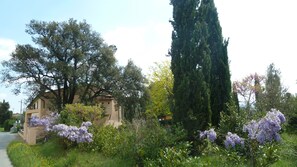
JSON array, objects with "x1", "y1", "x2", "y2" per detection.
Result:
[
  {"x1": 1, "y1": 19, "x2": 119, "y2": 111},
  {"x1": 146, "y1": 61, "x2": 173, "y2": 117}
]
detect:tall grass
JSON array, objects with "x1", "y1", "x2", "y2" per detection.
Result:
[
  {"x1": 7, "y1": 141, "x2": 51, "y2": 167},
  {"x1": 271, "y1": 133, "x2": 297, "y2": 167},
  {"x1": 7, "y1": 139, "x2": 133, "y2": 167}
]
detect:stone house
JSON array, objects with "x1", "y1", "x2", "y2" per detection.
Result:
[{"x1": 19, "y1": 93, "x2": 122, "y2": 145}]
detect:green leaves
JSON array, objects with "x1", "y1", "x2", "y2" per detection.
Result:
[
  {"x1": 1, "y1": 19, "x2": 119, "y2": 111},
  {"x1": 146, "y1": 61, "x2": 173, "y2": 117},
  {"x1": 170, "y1": 0, "x2": 212, "y2": 137},
  {"x1": 115, "y1": 60, "x2": 148, "y2": 121},
  {"x1": 60, "y1": 103, "x2": 103, "y2": 126}
]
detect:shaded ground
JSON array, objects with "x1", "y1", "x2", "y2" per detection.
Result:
[{"x1": 0, "y1": 132, "x2": 22, "y2": 167}]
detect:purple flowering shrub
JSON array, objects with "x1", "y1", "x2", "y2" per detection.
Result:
[
  {"x1": 29, "y1": 112, "x2": 59, "y2": 131},
  {"x1": 51, "y1": 121, "x2": 93, "y2": 143},
  {"x1": 200, "y1": 128, "x2": 217, "y2": 142},
  {"x1": 200, "y1": 109, "x2": 286, "y2": 166},
  {"x1": 200, "y1": 109, "x2": 285, "y2": 145},
  {"x1": 29, "y1": 113, "x2": 93, "y2": 143},
  {"x1": 243, "y1": 109, "x2": 285, "y2": 144},
  {"x1": 224, "y1": 132, "x2": 244, "y2": 149}
]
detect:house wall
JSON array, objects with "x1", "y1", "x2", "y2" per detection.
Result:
[
  {"x1": 23, "y1": 98, "x2": 51, "y2": 144},
  {"x1": 21, "y1": 95, "x2": 122, "y2": 144}
]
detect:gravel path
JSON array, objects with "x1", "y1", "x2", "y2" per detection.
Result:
[{"x1": 0, "y1": 132, "x2": 21, "y2": 167}]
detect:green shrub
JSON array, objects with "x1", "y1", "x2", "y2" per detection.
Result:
[
  {"x1": 219, "y1": 103, "x2": 247, "y2": 135},
  {"x1": 77, "y1": 125, "x2": 122, "y2": 156},
  {"x1": 144, "y1": 141, "x2": 192, "y2": 167},
  {"x1": 60, "y1": 103, "x2": 103, "y2": 126},
  {"x1": 3, "y1": 119, "x2": 16, "y2": 131},
  {"x1": 118, "y1": 119, "x2": 182, "y2": 165},
  {"x1": 79, "y1": 118, "x2": 184, "y2": 166},
  {"x1": 77, "y1": 117, "x2": 188, "y2": 166}
]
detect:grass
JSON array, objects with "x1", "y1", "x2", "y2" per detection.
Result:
[
  {"x1": 7, "y1": 139, "x2": 134, "y2": 167},
  {"x1": 271, "y1": 132, "x2": 297, "y2": 167},
  {"x1": 7, "y1": 141, "x2": 51, "y2": 167},
  {"x1": 0, "y1": 127, "x2": 4, "y2": 132}
]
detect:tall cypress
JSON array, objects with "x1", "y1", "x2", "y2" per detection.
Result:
[
  {"x1": 264, "y1": 63, "x2": 282, "y2": 110},
  {"x1": 200, "y1": 0, "x2": 231, "y2": 127},
  {"x1": 170, "y1": 0, "x2": 211, "y2": 136}
]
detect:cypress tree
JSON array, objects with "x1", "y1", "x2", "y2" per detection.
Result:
[
  {"x1": 200, "y1": 0, "x2": 231, "y2": 127},
  {"x1": 170, "y1": 0, "x2": 211, "y2": 136},
  {"x1": 264, "y1": 63, "x2": 283, "y2": 110},
  {"x1": 232, "y1": 83, "x2": 240, "y2": 112}
]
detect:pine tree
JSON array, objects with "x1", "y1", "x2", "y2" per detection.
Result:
[
  {"x1": 170, "y1": 0, "x2": 211, "y2": 136},
  {"x1": 199, "y1": 0, "x2": 231, "y2": 127}
]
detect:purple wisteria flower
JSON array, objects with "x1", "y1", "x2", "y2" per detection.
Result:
[
  {"x1": 224, "y1": 132, "x2": 244, "y2": 149},
  {"x1": 269, "y1": 108, "x2": 286, "y2": 124},
  {"x1": 81, "y1": 121, "x2": 92, "y2": 127},
  {"x1": 243, "y1": 109, "x2": 286, "y2": 145},
  {"x1": 242, "y1": 120, "x2": 258, "y2": 140},
  {"x1": 51, "y1": 122, "x2": 93, "y2": 143},
  {"x1": 29, "y1": 113, "x2": 59, "y2": 131},
  {"x1": 29, "y1": 114, "x2": 93, "y2": 143},
  {"x1": 200, "y1": 128, "x2": 217, "y2": 142}
]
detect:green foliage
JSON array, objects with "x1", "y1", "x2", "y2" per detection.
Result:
[
  {"x1": 79, "y1": 125, "x2": 123, "y2": 156},
  {"x1": 272, "y1": 133, "x2": 297, "y2": 167},
  {"x1": 263, "y1": 63, "x2": 284, "y2": 111},
  {"x1": 244, "y1": 140, "x2": 280, "y2": 167},
  {"x1": 81, "y1": 119, "x2": 184, "y2": 166},
  {"x1": 7, "y1": 140, "x2": 132, "y2": 167},
  {"x1": 0, "y1": 100, "x2": 12, "y2": 126},
  {"x1": 60, "y1": 103, "x2": 103, "y2": 126},
  {"x1": 146, "y1": 60, "x2": 173, "y2": 117},
  {"x1": 144, "y1": 141, "x2": 193, "y2": 167},
  {"x1": 115, "y1": 60, "x2": 148, "y2": 121},
  {"x1": 8, "y1": 127, "x2": 297, "y2": 167},
  {"x1": 199, "y1": 0, "x2": 231, "y2": 127},
  {"x1": 3, "y1": 118, "x2": 17, "y2": 132},
  {"x1": 69, "y1": 151, "x2": 134, "y2": 167},
  {"x1": 1, "y1": 19, "x2": 119, "y2": 111},
  {"x1": 221, "y1": 149, "x2": 245, "y2": 166},
  {"x1": 219, "y1": 102, "x2": 247, "y2": 136},
  {"x1": 170, "y1": 0, "x2": 212, "y2": 138},
  {"x1": 7, "y1": 141, "x2": 51, "y2": 167},
  {"x1": 128, "y1": 119, "x2": 176, "y2": 163},
  {"x1": 115, "y1": 119, "x2": 178, "y2": 165},
  {"x1": 278, "y1": 93, "x2": 297, "y2": 128},
  {"x1": 36, "y1": 137, "x2": 65, "y2": 158}
]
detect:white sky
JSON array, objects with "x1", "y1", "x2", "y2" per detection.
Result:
[{"x1": 1, "y1": 0, "x2": 297, "y2": 112}]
